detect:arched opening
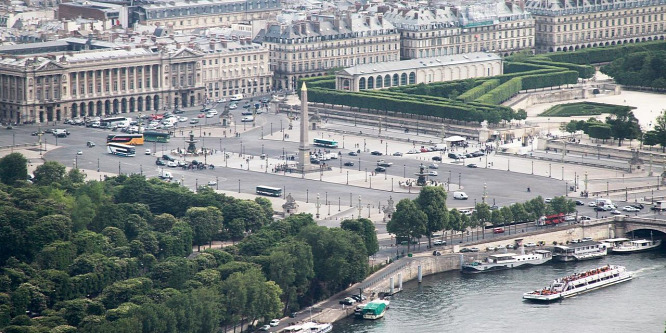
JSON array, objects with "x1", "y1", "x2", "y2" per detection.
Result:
[
  {"x1": 574, "y1": 45, "x2": 580, "y2": 50},
  {"x1": 129, "y1": 97, "x2": 135, "y2": 113},
  {"x1": 384, "y1": 75, "x2": 391, "y2": 87},
  {"x1": 105, "y1": 100, "x2": 111, "y2": 115},
  {"x1": 145, "y1": 97, "x2": 151, "y2": 111},
  {"x1": 113, "y1": 99, "x2": 119, "y2": 114},
  {"x1": 367, "y1": 76, "x2": 374, "y2": 89},
  {"x1": 137, "y1": 97, "x2": 144, "y2": 112},
  {"x1": 88, "y1": 102, "x2": 94, "y2": 116},
  {"x1": 556, "y1": 47, "x2": 562, "y2": 52},
  {"x1": 400, "y1": 73, "x2": 407, "y2": 85},
  {"x1": 121, "y1": 98, "x2": 127, "y2": 113},
  {"x1": 71, "y1": 103, "x2": 78, "y2": 118},
  {"x1": 375, "y1": 75, "x2": 382, "y2": 89},
  {"x1": 392, "y1": 74, "x2": 399, "y2": 86},
  {"x1": 408, "y1": 72, "x2": 416, "y2": 85},
  {"x1": 569, "y1": 46, "x2": 574, "y2": 51},
  {"x1": 154, "y1": 95, "x2": 159, "y2": 111},
  {"x1": 342, "y1": 79, "x2": 350, "y2": 90},
  {"x1": 96, "y1": 101, "x2": 103, "y2": 116},
  {"x1": 80, "y1": 102, "x2": 86, "y2": 117},
  {"x1": 549, "y1": 47, "x2": 554, "y2": 52},
  {"x1": 611, "y1": 41, "x2": 616, "y2": 45},
  {"x1": 359, "y1": 77, "x2": 366, "y2": 90}
]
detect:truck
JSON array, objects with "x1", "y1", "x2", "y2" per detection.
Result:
[
  {"x1": 538, "y1": 213, "x2": 565, "y2": 226},
  {"x1": 595, "y1": 198, "x2": 614, "y2": 208},
  {"x1": 653, "y1": 200, "x2": 666, "y2": 211}
]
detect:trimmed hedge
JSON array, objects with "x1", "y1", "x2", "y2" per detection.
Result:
[
  {"x1": 475, "y1": 77, "x2": 522, "y2": 104},
  {"x1": 457, "y1": 79, "x2": 500, "y2": 103},
  {"x1": 521, "y1": 70, "x2": 578, "y2": 90},
  {"x1": 542, "y1": 40, "x2": 666, "y2": 64},
  {"x1": 526, "y1": 58, "x2": 595, "y2": 78}
]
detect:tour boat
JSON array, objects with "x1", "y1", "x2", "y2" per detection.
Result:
[
  {"x1": 600, "y1": 238, "x2": 631, "y2": 251},
  {"x1": 362, "y1": 299, "x2": 390, "y2": 320},
  {"x1": 461, "y1": 250, "x2": 552, "y2": 273},
  {"x1": 553, "y1": 241, "x2": 607, "y2": 261},
  {"x1": 280, "y1": 322, "x2": 333, "y2": 333},
  {"x1": 522, "y1": 265, "x2": 632, "y2": 302},
  {"x1": 611, "y1": 239, "x2": 662, "y2": 254}
]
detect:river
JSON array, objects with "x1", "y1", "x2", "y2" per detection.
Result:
[{"x1": 332, "y1": 249, "x2": 666, "y2": 333}]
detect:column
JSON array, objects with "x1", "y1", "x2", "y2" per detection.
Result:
[
  {"x1": 125, "y1": 67, "x2": 129, "y2": 92},
  {"x1": 75, "y1": 72, "x2": 79, "y2": 97},
  {"x1": 116, "y1": 68, "x2": 121, "y2": 93},
  {"x1": 92, "y1": 70, "x2": 97, "y2": 96}
]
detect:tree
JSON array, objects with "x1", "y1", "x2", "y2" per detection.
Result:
[
  {"x1": 510, "y1": 203, "x2": 530, "y2": 223},
  {"x1": 605, "y1": 108, "x2": 641, "y2": 146},
  {"x1": 183, "y1": 206, "x2": 223, "y2": 251},
  {"x1": 549, "y1": 196, "x2": 577, "y2": 215},
  {"x1": 644, "y1": 110, "x2": 666, "y2": 152},
  {"x1": 33, "y1": 161, "x2": 66, "y2": 186},
  {"x1": 562, "y1": 120, "x2": 578, "y2": 137},
  {"x1": 152, "y1": 213, "x2": 178, "y2": 233},
  {"x1": 0, "y1": 153, "x2": 28, "y2": 185},
  {"x1": 340, "y1": 218, "x2": 379, "y2": 256},
  {"x1": 387, "y1": 199, "x2": 426, "y2": 253},
  {"x1": 267, "y1": 241, "x2": 313, "y2": 313},
  {"x1": 499, "y1": 206, "x2": 514, "y2": 226},
  {"x1": 414, "y1": 186, "x2": 449, "y2": 248},
  {"x1": 525, "y1": 196, "x2": 546, "y2": 220},
  {"x1": 474, "y1": 203, "x2": 491, "y2": 224}
]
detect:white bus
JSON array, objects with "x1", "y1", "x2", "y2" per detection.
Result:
[
  {"x1": 256, "y1": 185, "x2": 282, "y2": 197},
  {"x1": 230, "y1": 94, "x2": 244, "y2": 102},
  {"x1": 107, "y1": 143, "x2": 136, "y2": 157},
  {"x1": 101, "y1": 117, "x2": 132, "y2": 129}
]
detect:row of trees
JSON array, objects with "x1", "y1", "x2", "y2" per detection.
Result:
[
  {"x1": 387, "y1": 187, "x2": 577, "y2": 250},
  {"x1": 562, "y1": 107, "x2": 647, "y2": 147},
  {"x1": 0, "y1": 155, "x2": 377, "y2": 332}
]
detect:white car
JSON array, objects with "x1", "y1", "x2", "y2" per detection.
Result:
[
  {"x1": 207, "y1": 180, "x2": 217, "y2": 186},
  {"x1": 588, "y1": 202, "x2": 597, "y2": 207},
  {"x1": 545, "y1": 198, "x2": 552, "y2": 203},
  {"x1": 207, "y1": 109, "x2": 218, "y2": 115},
  {"x1": 229, "y1": 104, "x2": 238, "y2": 110},
  {"x1": 205, "y1": 113, "x2": 215, "y2": 118},
  {"x1": 495, "y1": 244, "x2": 506, "y2": 250},
  {"x1": 145, "y1": 149, "x2": 151, "y2": 155},
  {"x1": 167, "y1": 161, "x2": 177, "y2": 168},
  {"x1": 525, "y1": 242, "x2": 537, "y2": 247},
  {"x1": 429, "y1": 163, "x2": 439, "y2": 169},
  {"x1": 433, "y1": 240, "x2": 445, "y2": 246},
  {"x1": 610, "y1": 209, "x2": 622, "y2": 215},
  {"x1": 270, "y1": 319, "x2": 280, "y2": 327},
  {"x1": 178, "y1": 116, "x2": 188, "y2": 122},
  {"x1": 622, "y1": 206, "x2": 639, "y2": 212},
  {"x1": 241, "y1": 116, "x2": 254, "y2": 122},
  {"x1": 218, "y1": 98, "x2": 227, "y2": 103},
  {"x1": 428, "y1": 171, "x2": 438, "y2": 176},
  {"x1": 259, "y1": 325, "x2": 271, "y2": 331}
]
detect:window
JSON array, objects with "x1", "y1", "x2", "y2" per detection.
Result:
[
  {"x1": 359, "y1": 77, "x2": 366, "y2": 90},
  {"x1": 400, "y1": 73, "x2": 407, "y2": 85}
]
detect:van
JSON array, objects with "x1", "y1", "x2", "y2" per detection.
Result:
[
  {"x1": 230, "y1": 94, "x2": 243, "y2": 102},
  {"x1": 453, "y1": 191, "x2": 468, "y2": 200},
  {"x1": 595, "y1": 198, "x2": 613, "y2": 207}
]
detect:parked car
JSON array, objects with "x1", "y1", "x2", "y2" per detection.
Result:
[
  {"x1": 428, "y1": 171, "x2": 438, "y2": 176},
  {"x1": 189, "y1": 119, "x2": 199, "y2": 124},
  {"x1": 470, "y1": 247, "x2": 480, "y2": 252},
  {"x1": 339, "y1": 297, "x2": 356, "y2": 305},
  {"x1": 371, "y1": 151, "x2": 383, "y2": 156},
  {"x1": 270, "y1": 319, "x2": 280, "y2": 327},
  {"x1": 348, "y1": 151, "x2": 358, "y2": 156},
  {"x1": 259, "y1": 325, "x2": 271, "y2": 331},
  {"x1": 588, "y1": 202, "x2": 597, "y2": 207},
  {"x1": 433, "y1": 240, "x2": 446, "y2": 246},
  {"x1": 156, "y1": 159, "x2": 166, "y2": 166},
  {"x1": 197, "y1": 113, "x2": 205, "y2": 118},
  {"x1": 166, "y1": 161, "x2": 177, "y2": 167},
  {"x1": 428, "y1": 163, "x2": 439, "y2": 169},
  {"x1": 392, "y1": 152, "x2": 403, "y2": 156},
  {"x1": 173, "y1": 109, "x2": 184, "y2": 114},
  {"x1": 344, "y1": 161, "x2": 355, "y2": 166},
  {"x1": 459, "y1": 248, "x2": 473, "y2": 253},
  {"x1": 432, "y1": 156, "x2": 442, "y2": 161},
  {"x1": 467, "y1": 163, "x2": 478, "y2": 168},
  {"x1": 217, "y1": 98, "x2": 227, "y2": 103},
  {"x1": 610, "y1": 209, "x2": 622, "y2": 215},
  {"x1": 525, "y1": 242, "x2": 537, "y2": 247},
  {"x1": 630, "y1": 204, "x2": 645, "y2": 210},
  {"x1": 575, "y1": 200, "x2": 585, "y2": 206},
  {"x1": 375, "y1": 166, "x2": 386, "y2": 173},
  {"x1": 207, "y1": 180, "x2": 217, "y2": 186},
  {"x1": 506, "y1": 244, "x2": 516, "y2": 249},
  {"x1": 545, "y1": 198, "x2": 552, "y2": 203},
  {"x1": 486, "y1": 246, "x2": 497, "y2": 252},
  {"x1": 622, "y1": 206, "x2": 640, "y2": 212}
]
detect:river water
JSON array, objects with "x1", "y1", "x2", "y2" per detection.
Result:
[{"x1": 332, "y1": 249, "x2": 666, "y2": 333}]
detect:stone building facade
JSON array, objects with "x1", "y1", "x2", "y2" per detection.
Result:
[
  {"x1": 525, "y1": 0, "x2": 666, "y2": 53},
  {"x1": 382, "y1": 4, "x2": 535, "y2": 59},
  {"x1": 257, "y1": 13, "x2": 401, "y2": 90}
]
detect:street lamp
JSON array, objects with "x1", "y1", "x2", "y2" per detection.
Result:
[{"x1": 316, "y1": 193, "x2": 320, "y2": 219}]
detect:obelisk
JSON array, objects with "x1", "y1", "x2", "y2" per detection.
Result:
[{"x1": 298, "y1": 82, "x2": 311, "y2": 172}]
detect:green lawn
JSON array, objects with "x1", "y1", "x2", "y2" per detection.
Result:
[{"x1": 539, "y1": 102, "x2": 635, "y2": 117}]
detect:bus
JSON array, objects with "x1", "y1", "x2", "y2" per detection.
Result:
[
  {"x1": 107, "y1": 134, "x2": 144, "y2": 145},
  {"x1": 144, "y1": 131, "x2": 170, "y2": 143},
  {"x1": 100, "y1": 116, "x2": 132, "y2": 129},
  {"x1": 256, "y1": 185, "x2": 282, "y2": 197},
  {"x1": 107, "y1": 143, "x2": 136, "y2": 157},
  {"x1": 313, "y1": 138, "x2": 338, "y2": 148}
]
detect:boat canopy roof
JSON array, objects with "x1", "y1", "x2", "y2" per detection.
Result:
[
  {"x1": 631, "y1": 239, "x2": 653, "y2": 244},
  {"x1": 533, "y1": 250, "x2": 552, "y2": 254},
  {"x1": 489, "y1": 253, "x2": 517, "y2": 258},
  {"x1": 601, "y1": 238, "x2": 630, "y2": 242},
  {"x1": 554, "y1": 241, "x2": 601, "y2": 249}
]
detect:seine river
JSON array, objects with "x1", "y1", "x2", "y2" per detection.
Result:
[{"x1": 332, "y1": 249, "x2": 666, "y2": 333}]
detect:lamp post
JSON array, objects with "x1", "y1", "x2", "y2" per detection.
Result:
[
  {"x1": 74, "y1": 154, "x2": 78, "y2": 169},
  {"x1": 238, "y1": 179, "x2": 240, "y2": 193},
  {"x1": 97, "y1": 158, "x2": 100, "y2": 172},
  {"x1": 357, "y1": 195, "x2": 362, "y2": 218},
  {"x1": 316, "y1": 193, "x2": 320, "y2": 219},
  {"x1": 216, "y1": 176, "x2": 219, "y2": 190},
  {"x1": 367, "y1": 203, "x2": 371, "y2": 218},
  {"x1": 403, "y1": 164, "x2": 406, "y2": 178},
  {"x1": 549, "y1": 163, "x2": 552, "y2": 178},
  {"x1": 118, "y1": 161, "x2": 121, "y2": 174}
]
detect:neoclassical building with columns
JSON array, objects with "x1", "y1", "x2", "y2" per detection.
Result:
[
  {"x1": 335, "y1": 52, "x2": 502, "y2": 92},
  {"x1": 0, "y1": 46, "x2": 205, "y2": 123}
]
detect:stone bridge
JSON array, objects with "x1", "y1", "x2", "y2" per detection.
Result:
[{"x1": 584, "y1": 215, "x2": 666, "y2": 238}]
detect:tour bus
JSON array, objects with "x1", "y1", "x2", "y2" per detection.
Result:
[
  {"x1": 100, "y1": 117, "x2": 132, "y2": 129},
  {"x1": 107, "y1": 134, "x2": 144, "y2": 145},
  {"x1": 143, "y1": 131, "x2": 170, "y2": 143},
  {"x1": 313, "y1": 138, "x2": 339, "y2": 148},
  {"x1": 230, "y1": 94, "x2": 244, "y2": 102},
  {"x1": 107, "y1": 143, "x2": 136, "y2": 157},
  {"x1": 256, "y1": 185, "x2": 282, "y2": 197}
]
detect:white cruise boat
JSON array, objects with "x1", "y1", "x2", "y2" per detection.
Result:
[
  {"x1": 600, "y1": 238, "x2": 631, "y2": 251},
  {"x1": 611, "y1": 239, "x2": 662, "y2": 254},
  {"x1": 553, "y1": 241, "x2": 607, "y2": 261},
  {"x1": 461, "y1": 250, "x2": 552, "y2": 273},
  {"x1": 280, "y1": 322, "x2": 333, "y2": 333},
  {"x1": 523, "y1": 265, "x2": 632, "y2": 302}
]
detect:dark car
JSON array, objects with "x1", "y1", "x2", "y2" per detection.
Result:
[
  {"x1": 156, "y1": 159, "x2": 166, "y2": 166},
  {"x1": 375, "y1": 166, "x2": 386, "y2": 172},
  {"x1": 432, "y1": 156, "x2": 442, "y2": 161},
  {"x1": 631, "y1": 204, "x2": 644, "y2": 210},
  {"x1": 459, "y1": 248, "x2": 473, "y2": 253},
  {"x1": 575, "y1": 200, "x2": 585, "y2": 206},
  {"x1": 173, "y1": 109, "x2": 184, "y2": 114},
  {"x1": 448, "y1": 152, "x2": 459, "y2": 159},
  {"x1": 162, "y1": 154, "x2": 176, "y2": 162},
  {"x1": 344, "y1": 161, "x2": 355, "y2": 166},
  {"x1": 371, "y1": 151, "x2": 383, "y2": 156},
  {"x1": 467, "y1": 164, "x2": 478, "y2": 168},
  {"x1": 348, "y1": 151, "x2": 358, "y2": 156}
]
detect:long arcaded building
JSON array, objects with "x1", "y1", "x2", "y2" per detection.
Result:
[{"x1": 525, "y1": 0, "x2": 666, "y2": 53}]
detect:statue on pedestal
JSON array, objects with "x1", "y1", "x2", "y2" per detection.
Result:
[{"x1": 282, "y1": 193, "x2": 299, "y2": 217}]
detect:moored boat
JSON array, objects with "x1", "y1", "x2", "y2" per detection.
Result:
[
  {"x1": 553, "y1": 241, "x2": 607, "y2": 261},
  {"x1": 280, "y1": 322, "x2": 333, "y2": 333},
  {"x1": 522, "y1": 265, "x2": 632, "y2": 302},
  {"x1": 461, "y1": 250, "x2": 552, "y2": 273},
  {"x1": 600, "y1": 238, "x2": 631, "y2": 251},
  {"x1": 611, "y1": 239, "x2": 662, "y2": 254},
  {"x1": 361, "y1": 299, "x2": 390, "y2": 320}
]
